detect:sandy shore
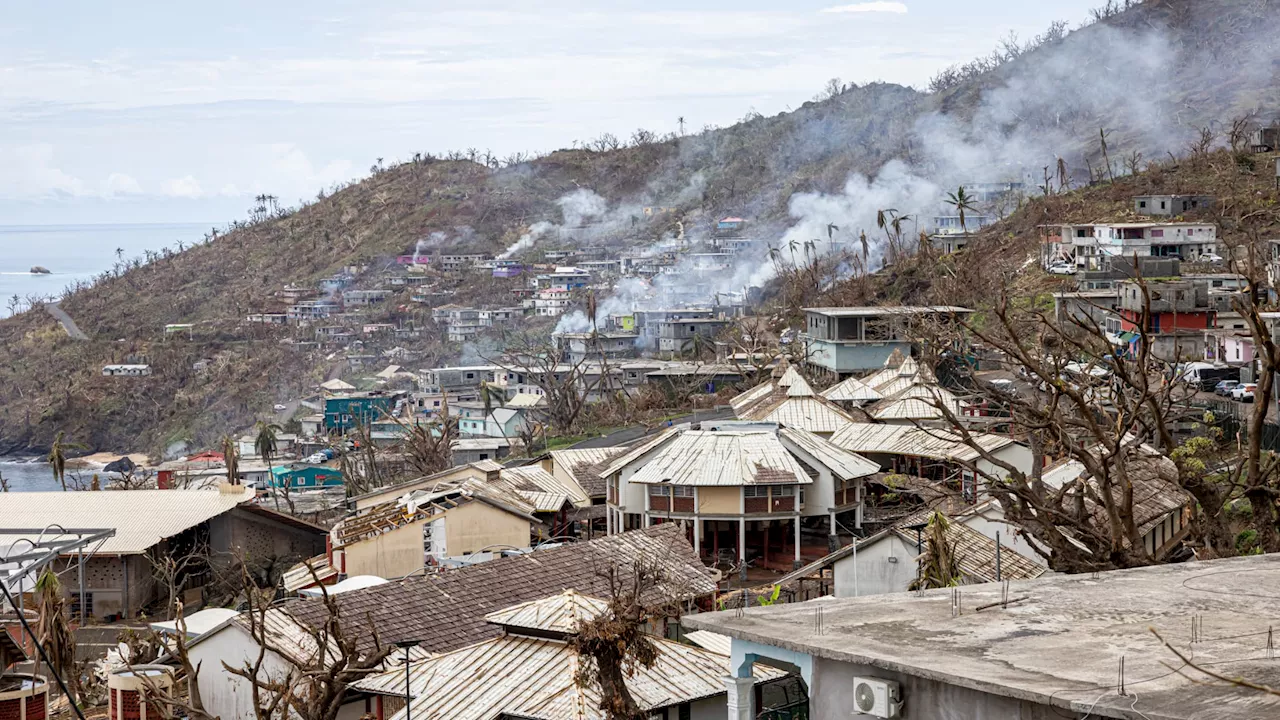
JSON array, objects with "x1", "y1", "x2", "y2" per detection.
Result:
[{"x1": 65, "y1": 452, "x2": 152, "y2": 469}]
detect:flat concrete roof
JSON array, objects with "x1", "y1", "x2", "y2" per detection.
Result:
[
  {"x1": 685, "y1": 554, "x2": 1280, "y2": 720},
  {"x1": 804, "y1": 306, "x2": 974, "y2": 317}
]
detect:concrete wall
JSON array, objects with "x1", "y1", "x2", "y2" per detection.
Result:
[
  {"x1": 807, "y1": 340, "x2": 911, "y2": 375},
  {"x1": 52, "y1": 554, "x2": 154, "y2": 620},
  {"x1": 778, "y1": 437, "x2": 839, "y2": 519},
  {"x1": 833, "y1": 534, "x2": 918, "y2": 597},
  {"x1": 809, "y1": 654, "x2": 1063, "y2": 719},
  {"x1": 343, "y1": 519, "x2": 428, "y2": 579},
  {"x1": 699, "y1": 487, "x2": 740, "y2": 514},
  {"x1": 189, "y1": 623, "x2": 294, "y2": 720},
  {"x1": 442, "y1": 501, "x2": 531, "y2": 556}
]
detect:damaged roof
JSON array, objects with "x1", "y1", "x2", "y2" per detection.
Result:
[
  {"x1": 627, "y1": 430, "x2": 815, "y2": 487},
  {"x1": 828, "y1": 423, "x2": 1017, "y2": 463}
]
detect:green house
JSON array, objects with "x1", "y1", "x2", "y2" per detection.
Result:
[{"x1": 269, "y1": 465, "x2": 344, "y2": 490}]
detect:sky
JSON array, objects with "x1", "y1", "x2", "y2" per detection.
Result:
[{"x1": 0, "y1": 0, "x2": 1102, "y2": 226}]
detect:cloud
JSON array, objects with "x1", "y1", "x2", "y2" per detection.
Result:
[
  {"x1": 821, "y1": 2, "x2": 908, "y2": 13},
  {"x1": 103, "y1": 173, "x2": 142, "y2": 196},
  {"x1": 161, "y1": 175, "x2": 204, "y2": 198}
]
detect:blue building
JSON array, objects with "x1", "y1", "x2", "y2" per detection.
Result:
[
  {"x1": 268, "y1": 465, "x2": 344, "y2": 490},
  {"x1": 323, "y1": 391, "x2": 403, "y2": 432},
  {"x1": 801, "y1": 306, "x2": 974, "y2": 376}
]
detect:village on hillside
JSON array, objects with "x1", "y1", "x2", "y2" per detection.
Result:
[{"x1": 10, "y1": 1, "x2": 1280, "y2": 716}]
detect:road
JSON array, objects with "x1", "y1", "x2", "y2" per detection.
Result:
[
  {"x1": 43, "y1": 302, "x2": 88, "y2": 340},
  {"x1": 571, "y1": 407, "x2": 737, "y2": 449}
]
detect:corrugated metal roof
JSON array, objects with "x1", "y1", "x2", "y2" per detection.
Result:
[
  {"x1": 894, "y1": 519, "x2": 1045, "y2": 583},
  {"x1": 353, "y1": 632, "x2": 785, "y2": 720},
  {"x1": 778, "y1": 427, "x2": 879, "y2": 481},
  {"x1": 821, "y1": 376, "x2": 882, "y2": 403},
  {"x1": 729, "y1": 381, "x2": 776, "y2": 412},
  {"x1": 868, "y1": 384, "x2": 961, "y2": 421},
  {"x1": 0, "y1": 487, "x2": 254, "y2": 555},
  {"x1": 598, "y1": 426, "x2": 684, "y2": 479},
  {"x1": 776, "y1": 366, "x2": 805, "y2": 388},
  {"x1": 548, "y1": 448, "x2": 629, "y2": 498},
  {"x1": 828, "y1": 423, "x2": 1015, "y2": 463},
  {"x1": 483, "y1": 589, "x2": 608, "y2": 634},
  {"x1": 743, "y1": 396, "x2": 856, "y2": 435},
  {"x1": 684, "y1": 630, "x2": 732, "y2": 656},
  {"x1": 518, "y1": 490, "x2": 572, "y2": 512},
  {"x1": 785, "y1": 375, "x2": 815, "y2": 397},
  {"x1": 503, "y1": 465, "x2": 591, "y2": 508},
  {"x1": 1039, "y1": 455, "x2": 1187, "y2": 538},
  {"x1": 282, "y1": 554, "x2": 338, "y2": 592},
  {"x1": 627, "y1": 431, "x2": 814, "y2": 487}
]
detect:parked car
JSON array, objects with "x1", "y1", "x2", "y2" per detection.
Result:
[
  {"x1": 1200, "y1": 252, "x2": 1225, "y2": 263},
  {"x1": 273, "y1": 403, "x2": 288, "y2": 412},
  {"x1": 1232, "y1": 383, "x2": 1258, "y2": 402},
  {"x1": 1047, "y1": 262, "x2": 1078, "y2": 276},
  {"x1": 1214, "y1": 379, "x2": 1240, "y2": 396}
]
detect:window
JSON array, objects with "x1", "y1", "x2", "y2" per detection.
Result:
[
  {"x1": 479, "y1": 453, "x2": 489, "y2": 460},
  {"x1": 743, "y1": 486, "x2": 767, "y2": 498},
  {"x1": 773, "y1": 485, "x2": 795, "y2": 496},
  {"x1": 672, "y1": 486, "x2": 694, "y2": 497},
  {"x1": 465, "y1": 373, "x2": 475, "y2": 380},
  {"x1": 70, "y1": 592, "x2": 93, "y2": 618},
  {"x1": 648, "y1": 485, "x2": 667, "y2": 496},
  {"x1": 1139, "y1": 201, "x2": 1147, "y2": 208},
  {"x1": 1161, "y1": 201, "x2": 1167, "y2": 209}
]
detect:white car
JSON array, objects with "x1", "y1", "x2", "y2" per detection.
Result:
[
  {"x1": 273, "y1": 403, "x2": 288, "y2": 412},
  {"x1": 1199, "y1": 253, "x2": 1224, "y2": 263},
  {"x1": 1232, "y1": 383, "x2": 1258, "y2": 402},
  {"x1": 1047, "y1": 262, "x2": 1078, "y2": 276}
]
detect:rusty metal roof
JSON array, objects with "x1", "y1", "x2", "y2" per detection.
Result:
[
  {"x1": 893, "y1": 519, "x2": 1046, "y2": 583},
  {"x1": 777, "y1": 427, "x2": 880, "y2": 481},
  {"x1": 626, "y1": 431, "x2": 814, "y2": 487},
  {"x1": 828, "y1": 423, "x2": 1016, "y2": 463}
]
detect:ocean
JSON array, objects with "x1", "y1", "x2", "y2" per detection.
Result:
[
  {"x1": 0, "y1": 459, "x2": 66, "y2": 492},
  {"x1": 0, "y1": 223, "x2": 212, "y2": 317}
]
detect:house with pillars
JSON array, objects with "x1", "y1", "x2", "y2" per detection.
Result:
[{"x1": 601, "y1": 421, "x2": 879, "y2": 570}]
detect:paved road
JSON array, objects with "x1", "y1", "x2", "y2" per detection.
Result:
[
  {"x1": 571, "y1": 407, "x2": 737, "y2": 449},
  {"x1": 44, "y1": 302, "x2": 88, "y2": 340}
]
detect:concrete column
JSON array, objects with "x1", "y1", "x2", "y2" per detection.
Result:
[
  {"x1": 644, "y1": 513, "x2": 652, "y2": 528},
  {"x1": 724, "y1": 676, "x2": 755, "y2": 720},
  {"x1": 828, "y1": 510, "x2": 839, "y2": 552},
  {"x1": 694, "y1": 516, "x2": 702, "y2": 555},
  {"x1": 738, "y1": 519, "x2": 747, "y2": 581},
  {"x1": 794, "y1": 516, "x2": 802, "y2": 567}
]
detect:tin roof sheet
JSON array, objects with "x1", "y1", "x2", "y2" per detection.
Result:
[
  {"x1": 821, "y1": 376, "x2": 883, "y2": 403},
  {"x1": 740, "y1": 396, "x2": 856, "y2": 434},
  {"x1": 482, "y1": 589, "x2": 608, "y2": 634},
  {"x1": 828, "y1": 423, "x2": 1016, "y2": 463},
  {"x1": 352, "y1": 623, "x2": 784, "y2": 719},
  {"x1": 548, "y1": 448, "x2": 629, "y2": 498},
  {"x1": 777, "y1": 428, "x2": 880, "y2": 481},
  {"x1": 502, "y1": 465, "x2": 591, "y2": 508},
  {"x1": 627, "y1": 431, "x2": 814, "y2": 487},
  {"x1": 0, "y1": 488, "x2": 255, "y2": 555}
]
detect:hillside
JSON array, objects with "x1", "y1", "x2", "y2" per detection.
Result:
[{"x1": 2, "y1": 0, "x2": 1280, "y2": 457}]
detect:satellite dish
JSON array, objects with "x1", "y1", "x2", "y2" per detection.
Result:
[{"x1": 856, "y1": 682, "x2": 877, "y2": 713}]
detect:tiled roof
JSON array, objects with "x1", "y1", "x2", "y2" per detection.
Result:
[
  {"x1": 281, "y1": 524, "x2": 715, "y2": 656},
  {"x1": 1040, "y1": 454, "x2": 1187, "y2": 538},
  {"x1": 548, "y1": 448, "x2": 629, "y2": 498}
]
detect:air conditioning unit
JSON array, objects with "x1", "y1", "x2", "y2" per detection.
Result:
[{"x1": 852, "y1": 677, "x2": 902, "y2": 718}]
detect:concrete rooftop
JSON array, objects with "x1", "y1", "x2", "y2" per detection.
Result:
[{"x1": 685, "y1": 554, "x2": 1280, "y2": 720}]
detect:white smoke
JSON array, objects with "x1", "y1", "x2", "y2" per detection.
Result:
[
  {"x1": 497, "y1": 221, "x2": 554, "y2": 260},
  {"x1": 557, "y1": 189, "x2": 609, "y2": 227},
  {"x1": 553, "y1": 277, "x2": 653, "y2": 334}
]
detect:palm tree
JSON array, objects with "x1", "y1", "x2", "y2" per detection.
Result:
[
  {"x1": 35, "y1": 568, "x2": 78, "y2": 703},
  {"x1": 909, "y1": 513, "x2": 962, "y2": 590},
  {"x1": 48, "y1": 431, "x2": 84, "y2": 492},
  {"x1": 254, "y1": 421, "x2": 282, "y2": 510},
  {"x1": 946, "y1": 186, "x2": 978, "y2": 233},
  {"x1": 222, "y1": 435, "x2": 239, "y2": 487}
]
